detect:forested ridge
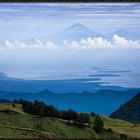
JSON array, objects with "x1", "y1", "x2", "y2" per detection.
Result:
[{"x1": 111, "y1": 92, "x2": 140, "y2": 123}]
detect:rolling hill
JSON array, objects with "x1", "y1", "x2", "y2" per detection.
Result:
[
  {"x1": 0, "y1": 103, "x2": 140, "y2": 138},
  {"x1": 110, "y1": 92, "x2": 140, "y2": 123}
]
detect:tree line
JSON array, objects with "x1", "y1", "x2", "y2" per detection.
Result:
[
  {"x1": 14, "y1": 99, "x2": 91, "y2": 127},
  {"x1": 13, "y1": 99, "x2": 129, "y2": 138}
]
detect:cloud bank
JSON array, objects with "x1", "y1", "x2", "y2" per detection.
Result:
[{"x1": 1, "y1": 34, "x2": 140, "y2": 50}]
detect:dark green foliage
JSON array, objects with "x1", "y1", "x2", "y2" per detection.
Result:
[
  {"x1": 22, "y1": 100, "x2": 34, "y2": 114},
  {"x1": 110, "y1": 92, "x2": 140, "y2": 123},
  {"x1": 65, "y1": 109, "x2": 77, "y2": 121},
  {"x1": 33, "y1": 100, "x2": 45, "y2": 116},
  {"x1": 91, "y1": 112, "x2": 96, "y2": 117},
  {"x1": 74, "y1": 113, "x2": 90, "y2": 128},
  {"x1": 45, "y1": 105, "x2": 59, "y2": 118},
  {"x1": 120, "y1": 133, "x2": 128, "y2": 139},
  {"x1": 106, "y1": 128, "x2": 113, "y2": 133},
  {"x1": 12, "y1": 102, "x2": 15, "y2": 108},
  {"x1": 93, "y1": 115, "x2": 104, "y2": 132},
  {"x1": 14, "y1": 99, "x2": 90, "y2": 126},
  {"x1": 75, "y1": 113, "x2": 90, "y2": 124}
]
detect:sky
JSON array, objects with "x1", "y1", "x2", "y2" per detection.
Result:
[
  {"x1": 0, "y1": 3, "x2": 140, "y2": 80},
  {"x1": 0, "y1": 3, "x2": 140, "y2": 41}
]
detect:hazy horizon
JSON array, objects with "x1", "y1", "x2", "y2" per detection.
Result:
[{"x1": 0, "y1": 3, "x2": 140, "y2": 88}]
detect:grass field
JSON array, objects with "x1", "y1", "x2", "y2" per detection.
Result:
[{"x1": 0, "y1": 103, "x2": 140, "y2": 138}]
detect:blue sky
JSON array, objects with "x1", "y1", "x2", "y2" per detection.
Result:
[{"x1": 0, "y1": 3, "x2": 140, "y2": 41}]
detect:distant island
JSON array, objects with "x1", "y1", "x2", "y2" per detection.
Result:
[{"x1": 0, "y1": 72, "x2": 7, "y2": 78}]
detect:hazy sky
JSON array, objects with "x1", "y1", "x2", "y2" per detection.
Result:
[
  {"x1": 0, "y1": 3, "x2": 140, "y2": 41},
  {"x1": 0, "y1": 3, "x2": 140, "y2": 79}
]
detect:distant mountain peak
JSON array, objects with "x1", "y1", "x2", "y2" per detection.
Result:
[
  {"x1": 63, "y1": 23, "x2": 93, "y2": 32},
  {"x1": 45, "y1": 23, "x2": 101, "y2": 43},
  {"x1": 112, "y1": 29, "x2": 140, "y2": 40},
  {"x1": 68, "y1": 23, "x2": 88, "y2": 28},
  {"x1": 115, "y1": 28, "x2": 125, "y2": 33},
  {"x1": 38, "y1": 89, "x2": 54, "y2": 96}
]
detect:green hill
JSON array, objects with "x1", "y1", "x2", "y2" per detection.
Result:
[
  {"x1": 0, "y1": 103, "x2": 140, "y2": 138},
  {"x1": 110, "y1": 92, "x2": 140, "y2": 123}
]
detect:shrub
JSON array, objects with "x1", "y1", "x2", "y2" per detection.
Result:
[
  {"x1": 93, "y1": 115, "x2": 104, "y2": 132},
  {"x1": 12, "y1": 103, "x2": 15, "y2": 108},
  {"x1": 106, "y1": 128, "x2": 113, "y2": 132},
  {"x1": 91, "y1": 112, "x2": 96, "y2": 117},
  {"x1": 120, "y1": 133, "x2": 128, "y2": 139}
]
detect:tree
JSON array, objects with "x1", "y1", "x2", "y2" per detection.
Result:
[
  {"x1": 65, "y1": 109, "x2": 77, "y2": 121},
  {"x1": 12, "y1": 102, "x2": 15, "y2": 108},
  {"x1": 45, "y1": 105, "x2": 58, "y2": 118},
  {"x1": 22, "y1": 100, "x2": 33, "y2": 114},
  {"x1": 93, "y1": 115, "x2": 104, "y2": 132},
  {"x1": 120, "y1": 133, "x2": 127, "y2": 139},
  {"x1": 76, "y1": 113, "x2": 90, "y2": 124},
  {"x1": 91, "y1": 112, "x2": 96, "y2": 117},
  {"x1": 33, "y1": 100, "x2": 45, "y2": 116},
  {"x1": 106, "y1": 128, "x2": 113, "y2": 133}
]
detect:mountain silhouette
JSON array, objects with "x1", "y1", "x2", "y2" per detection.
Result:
[
  {"x1": 112, "y1": 29, "x2": 140, "y2": 40},
  {"x1": 46, "y1": 23, "x2": 101, "y2": 44},
  {"x1": 110, "y1": 92, "x2": 140, "y2": 123}
]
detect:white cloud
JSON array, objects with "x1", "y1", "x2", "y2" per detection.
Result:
[
  {"x1": 113, "y1": 34, "x2": 140, "y2": 48},
  {"x1": 1, "y1": 35, "x2": 140, "y2": 50},
  {"x1": 46, "y1": 41, "x2": 59, "y2": 49},
  {"x1": 3, "y1": 39, "x2": 58, "y2": 50},
  {"x1": 113, "y1": 34, "x2": 129, "y2": 46},
  {"x1": 81, "y1": 37, "x2": 113, "y2": 49},
  {"x1": 63, "y1": 37, "x2": 114, "y2": 49},
  {"x1": 64, "y1": 35, "x2": 140, "y2": 49},
  {"x1": 5, "y1": 40, "x2": 15, "y2": 48}
]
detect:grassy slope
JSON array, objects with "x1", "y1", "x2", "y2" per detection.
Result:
[
  {"x1": 102, "y1": 116, "x2": 140, "y2": 138},
  {"x1": 0, "y1": 103, "x2": 140, "y2": 138},
  {"x1": 0, "y1": 104, "x2": 97, "y2": 138},
  {"x1": 0, "y1": 124, "x2": 54, "y2": 138}
]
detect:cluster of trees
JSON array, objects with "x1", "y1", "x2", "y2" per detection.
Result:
[
  {"x1": 93, "y1": 115, "x2": 104, "y2": 132},
  {"x1": 14, "y1": 99, "x2": 90, "y2": 127}
]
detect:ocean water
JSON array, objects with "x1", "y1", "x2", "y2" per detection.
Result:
[{"x1": 7, "y1": 66, "x2": 140, "y2": 89}]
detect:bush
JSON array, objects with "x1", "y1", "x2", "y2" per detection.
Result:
[
  {"x1": 120, "y1": 133, "x2": 127, "y2": 139},
  {"x1": 75, "y1": 123, "x2": 86, "y2": 128},
  {"x1": 93, "y1": 115, "x2": 104, "y2": 132},
  {"x1": 66, "y1": 121, "x2": 72, "y2": 126},
  {"x1": 12, "y1": 103, "x2": 15, "y2": 108},
  {"x1": 91, "y1": 112, "x2": 96, "y2": 117},
  {"x1": 106, "y1": 128, "x2": 113, "y2": 133},
  {"x1": 75, "y1": 113, "x2": 90, "y2": 124}
]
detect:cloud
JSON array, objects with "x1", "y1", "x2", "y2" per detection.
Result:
[
  {"x1": 4, "y1": 39, "x2": 58, "y2": 49},
  {"x1": 63, "y1": 37, "x2": 113, "y2": 49},
  {"x1": 1, "y1": 34, "x2": 140, "y2": 50},
  {"x1": 113, "y1": 34, "x2": 140, "y2": 48},
  {"x1": 64, "y1": 35, "x2": 140, "y2": 49}
]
